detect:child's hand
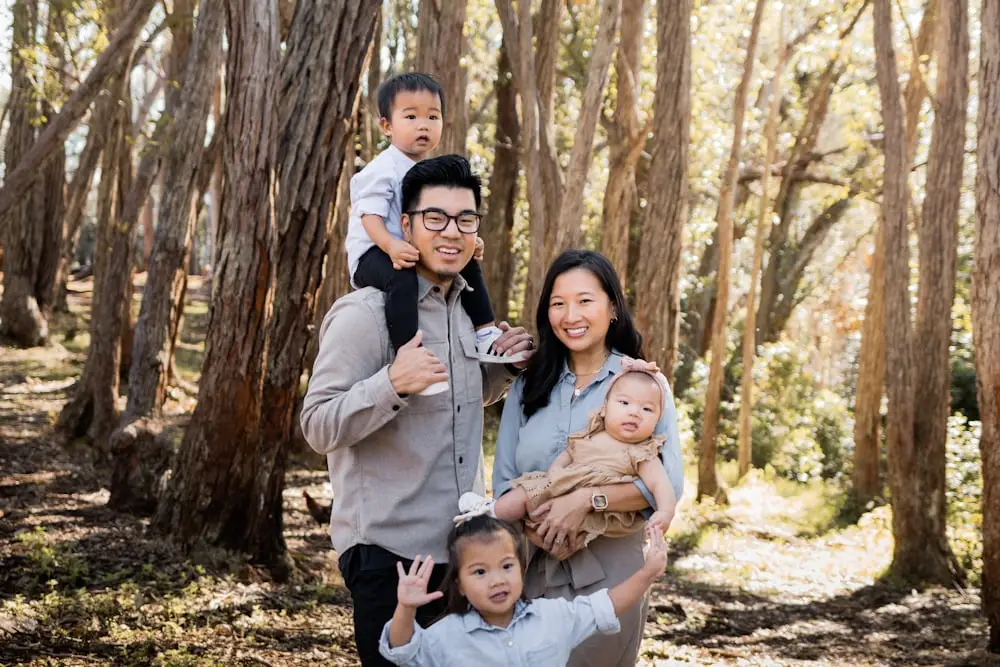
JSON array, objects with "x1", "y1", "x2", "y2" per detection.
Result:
[
  {"x1": 473, "y1": 236, "x2": 485, "y2": 261},
  {"x1": 647, "y1": 510, "x2": 672, "y2": 536},
  {"x1": 388, "y1": 239, "x2": 420, "y2": 270},
  {"x1": 396, "y1": 556, "x2": 444, "y2": 610},
  {"x1": 642, "y1": 524, "x2": 669, "y2": 577}
]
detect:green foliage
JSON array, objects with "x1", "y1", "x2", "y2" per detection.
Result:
[
  {"x1": 946, "y1": 414, "x2": 982, "y2": 581},
  {"x1": 685, "y1": 341, "x2": 855, "y2": 484}
]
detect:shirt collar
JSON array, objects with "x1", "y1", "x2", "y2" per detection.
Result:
[
  {"x1": 460, "y1": 598, "x2": 535, "y2": 633},
  {"x1": 559, "y1": 348, "x2": 623, "y2": 382},
  {"x1": 384, "y1": 143, "x2": 417, "y2": 171},
  {"x1": 417, "y1": 272, "x2": 470, "y2": 302}
]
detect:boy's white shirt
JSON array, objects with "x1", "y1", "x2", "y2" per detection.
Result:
[{"x1": 344, "y1": 144, "x2": 417, "y2": 286}]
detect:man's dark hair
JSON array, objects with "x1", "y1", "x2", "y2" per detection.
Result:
[
  {"x1": 377, "y1": 72, "x2": 445, "y2": 120},
  {"x1": 401, "y1": 155, "x2": 482, "y2": 214}
]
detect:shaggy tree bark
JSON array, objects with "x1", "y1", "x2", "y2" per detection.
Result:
[
  {"x1": 738, "y1": 6, "x2": 786, "y2": 479},
  {"x1": 697, "y1": 0, "x2": 766, "y2": 502},
  {"x1": 551, "y1": 0, "x2": 620, "y2": 255},
  {"x1": 975, "y1": 0, "x2": 1000, "y2": 648},
  {"x1": 853, "y1": 0, "x2": 937, "y2": 505},
  {"x1": 1, "y1": 0, "x2": 52, "y2": 347},
  {"x1": 633, "y1": 0, "x2": 690, "y2": 383},
  {"x1": 0, "y1": 0, "x2": 157, "y2": 220},
  {"x1": 906, "y1": 0, "x2": 968, "y2": 585},
  {"x1": 109, "y1": 0, "x2": 225, "y2": 513},
  {"x1": 481, "y1": 45, "x2": 520, "y2": 324},
  {"x1": 124, "y1": 0, "x2": 224, "y2": 421},
  {"x1": 252, "y1": 0, "x2": 378, "y2": 565},
  {"x1": 56, "y1": 29, "x2": 135, "y2": 449},
  {"x1": 601, "y1": 0, "x2": 645, "y2": 288},
  {"x1": 415, "y1": 0, "x2": 468, "y2": 154},
  {"x1": 152, "y1": 0, "x2": 281, "y2": 554}
]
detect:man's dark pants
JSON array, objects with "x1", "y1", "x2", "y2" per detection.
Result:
[{"x1": 339, "y1": 544, "x2": 448, "y2": 666}]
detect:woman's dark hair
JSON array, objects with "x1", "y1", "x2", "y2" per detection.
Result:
[
  {"x1": 436, "y1": 515, "x2": 524, "y2": 619},
  {"x1": 521, "y1": 249, "x2": 644, "y2": 418},
  {"x1": 377, "y1": 72, "x2": 445, "y2": 119},
  {"x1": 401, "y1": 154, "x2": 483, "y2": 214}
]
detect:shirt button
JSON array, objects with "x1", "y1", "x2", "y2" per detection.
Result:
[
  {"x1": 458, "y1": 456, "x2": 464, "y2": 464},
  {"x1": 457, "y1": 405, "x2": 461, "y2": 413},
  {"x1": 507, "y1": 640, "x2": 513, "y2": 647}
]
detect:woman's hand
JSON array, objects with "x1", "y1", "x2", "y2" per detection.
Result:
[{"x1": 531, "y1": 488, "x2": 591, "y2": 552}]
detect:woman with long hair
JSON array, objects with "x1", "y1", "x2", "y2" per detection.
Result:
[{"x1": 492, "y1": 249, "x2": 684, "y2": 666}]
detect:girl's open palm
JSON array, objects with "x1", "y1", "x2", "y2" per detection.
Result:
[{"x1": 396, "y1": 556, "x2": 444, "y2": 610}]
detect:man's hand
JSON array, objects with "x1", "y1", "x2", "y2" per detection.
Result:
[
  {"x1": 396, "y1": 556, "x2": 444, "y2": 610},
  {"x1": 473, "y1": 236, "x2": 485, "y2": 262},
  {"x1": 388, "y1": 238, "x2": 420, "y2": 270},
  {"x1": 491, "y1": 321, "x2": 535, "y2": 369},
  {"x1": 389, "y1": 331, "x2": 449, "y2": 395}
]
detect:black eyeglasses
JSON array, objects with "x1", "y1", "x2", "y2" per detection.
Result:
[{"x1": 407, "y1": 207, "x2": 482, "y2": 234}]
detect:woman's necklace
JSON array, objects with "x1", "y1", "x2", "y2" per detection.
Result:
[{"x1": 572, "y1": 353, "x2": 610, "y2": 396}]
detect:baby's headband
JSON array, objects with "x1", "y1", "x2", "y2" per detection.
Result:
[{"x1": 612, "y1": 356, "x2": 670, "y2": 413}]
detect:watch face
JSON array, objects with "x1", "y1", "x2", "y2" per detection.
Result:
[{"x1": 593, "y1": 494, "x2": 608, "y2": 510}]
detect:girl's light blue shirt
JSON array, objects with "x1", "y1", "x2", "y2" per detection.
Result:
[
  {"x1": 378, "y1": 589, "x2": 620, "y2": 666},
  {"x1": 492, "y1": 350, "x2": 684, "y2": 506}
]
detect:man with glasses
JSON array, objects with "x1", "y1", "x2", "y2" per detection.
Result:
[{"x1": 302, "y1": 155, "x2": 534, "y2": 666}]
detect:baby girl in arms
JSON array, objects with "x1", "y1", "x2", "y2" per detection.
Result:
[{"x1": 460, "y1": 358, "x2": 677, "y2": 556}]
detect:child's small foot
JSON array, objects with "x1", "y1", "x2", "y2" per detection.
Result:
[
  {"x1": 475, "y1": 326, "x2": 529, "y2": 364},
  {"x1": 454, "y1": 492, "x2": 496, "y2": 524},
  {"x1": 418, "y1": 380, "x2": 449, "y2": 396}
]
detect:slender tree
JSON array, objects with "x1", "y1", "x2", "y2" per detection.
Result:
[
  {"x1": 153, "y1": 0, "x2": 281, "y2": 553},
  {"x1": 633, "y1": 0, "x2": 690, "y2": 383},
  {"x1": 481, "y1": 45, "x2": 520, "y2": 324},
  {"x1": 601, "y1": 0, "x2": 646, "y2": 289},
  {"x1": 907, "y1": 0, "x2": 968, "y2": 583},
  {"x1": 738, "y1": 5, "x2": 786, "y2": 479},
  {"x1": 697, "y1": 0, "x2": 766, "y2": 501},
  {"x1": 975, "y1": 0, "x2": 1000, "y2": 648},
  {"x1": 415, "y1": 0, "x2": 468, "y2": 154}
]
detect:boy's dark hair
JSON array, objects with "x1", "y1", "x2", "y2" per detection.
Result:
[
  {"x1": 377, "y1": 72, "x2": 445, "y2": 120},
  {"x1": 437, "y1": 515, "x2": 524, "y2": 619},
  {"x1": 401, "y1": 154, "x2": 483, "y2": 214}
]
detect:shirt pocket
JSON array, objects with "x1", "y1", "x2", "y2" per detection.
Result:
[
  {"x1": 524, "y1": 644, "x2": 562, "y2": 665},
  {"x1": 459, "y1": 330, "x2": 483, "y2": 399}
]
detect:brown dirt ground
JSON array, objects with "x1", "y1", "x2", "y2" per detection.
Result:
[{"x1": 0, "y1": 277, "x2": 993, "y2": 666}]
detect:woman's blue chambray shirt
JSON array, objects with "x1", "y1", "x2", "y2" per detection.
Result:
[
  {"x1": 378, "y1": 589, "x2": 620, "y2": 666},
  {"x1": 493, "y1": 350, "x2": 684, "y2": 506}
]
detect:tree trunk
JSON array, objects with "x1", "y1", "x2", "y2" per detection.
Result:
[
  {"x1": 873, "y1": 0, "x2": 923, "y2": 581},
  {"x1": 151, "y1": 0, "x2": 280, "y2": 556},
  {"x1": 550, "y1": 0, "x2": 620, "y2": 256},
  {"x1": 124, "y1": 0, "x2": 224, "y2": 421},
  {"x1": 600, "y1": 0, "x2": 645, "y2": 288},
  {"x1": 975, "y1": 0, "x2": 1000, "y2": 648},
  {"x1": 57, "y1": 36, "x2": 135, "y2": 450},
  {"x1": 853, "y1": 0, "x2": 937, "y2": 505},
  {"x1": 497, "y1": 0, "x2": 565, "y2": 324},
  {"x1": 738, "y1": 5, "x2": 786, "y2": 479},
  {"x1": 1, "y1": 0, "x2": 50, "y2": 347},
  {"x1": 251, "y1": 0, "x2": 377, "y2": 566},
  {"x1": 0, "y1": 0, "x2": 157, "y2": 221},
  {"x1": 415, "y1": 0, "x2": 468, "y2": 154},
  {"x1": 481, "y1": 45, "x2": 520, "y2": 325},
  {"x1": 697, "y1": 0, "x2": 765, "y2": 502},
  {"x1": 362, "y1": 7, "x2": 382, "y2": 163},
  {"x1": 906, "y1": 0, "x2": 968, "y2": 585},
  {"x1": 633, "y1": 0, "x2": 690, "y2": 384}
]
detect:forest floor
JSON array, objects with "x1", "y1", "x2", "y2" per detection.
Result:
[{"x1": 0, "y1": 276, "x2": 993, "y2": 666}]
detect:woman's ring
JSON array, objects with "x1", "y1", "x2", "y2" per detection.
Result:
[{"x1": 554, "y1": 537, "x2": 563, "y2": 545}]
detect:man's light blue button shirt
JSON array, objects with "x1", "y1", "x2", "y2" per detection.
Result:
[{"x1": 378, "y1": 589, "x2": 621, "y2": 666}]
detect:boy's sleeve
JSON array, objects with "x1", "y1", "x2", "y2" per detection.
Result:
[
  {"x1": 299, "y1": 296, "x2": 408, "y2": 454},
  {"x1": 378, "y1": 619, "x2": 438, "y2": 666},
  {"x1": 536, "y1": 589, "x2": 621, "y2": 649},
  {"x1": 351, "y1": 161, "x2": 396, "y2": 218}
]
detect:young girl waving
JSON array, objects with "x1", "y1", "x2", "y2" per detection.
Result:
[{"x1": 378, "y1": 515, "x2": 668, "y2": 666}]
